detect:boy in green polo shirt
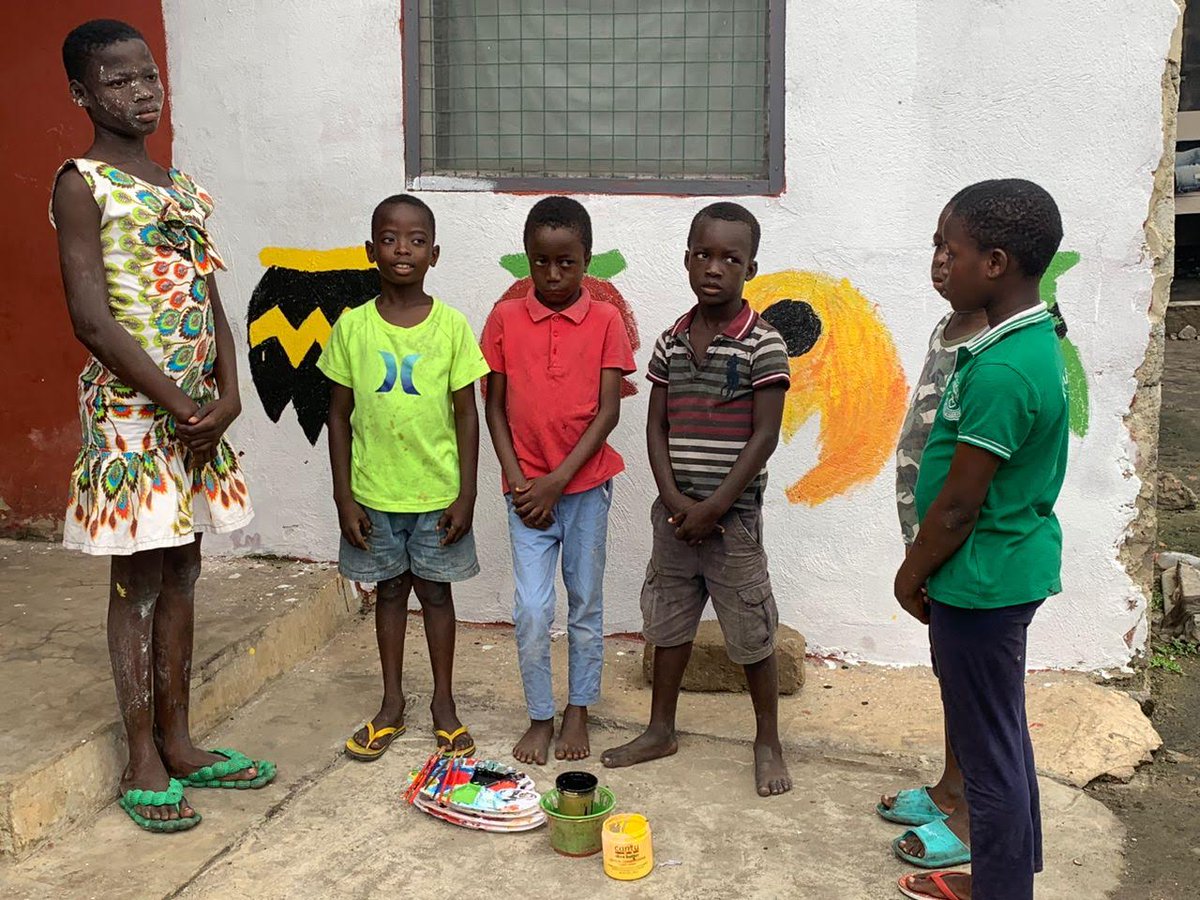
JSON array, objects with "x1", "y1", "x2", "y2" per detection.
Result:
[
  {"x1": 892, "y1": 180, "x2": 1068, "y2": 900},
  {"x1": 318, "y1": 194, "x2": 490, "y2": 763}
]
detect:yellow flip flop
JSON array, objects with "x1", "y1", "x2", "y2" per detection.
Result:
[
  {"x1": 345, "y1": 721, "x2": 406, "y2": 761},
  {"x1": 435, "y1": 725, "x2": 475, "y2": 759}
]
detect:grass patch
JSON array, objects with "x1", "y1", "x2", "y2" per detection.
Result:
[{"x1": 1149, "y1": 637, "x2": 1200, "y2": 675}]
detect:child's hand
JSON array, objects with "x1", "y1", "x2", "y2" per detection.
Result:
[
  {"x1": 438, "y1": 495, "x2": 474, "y2": 546},
  {"x1": 521, "y1": 508, "x2": 554, "y2": 530},
  {"x1": 514, "y1": 477, "x2": 564, "y2": 529},
  {"x1": 176, "y1": 395, "x2": 242, "y2": 453},
  {"x1": 664, "y1": 493, "x2": 697, "y2": 520},
  {"x1": 669, "y1": 499, "x2": 726, "y2": 546},
  {"x1": 336, "y1": 498, "x2": 372, "y2": 550},
  {"x1": 894, "y1": 579, "x2": 930, "y2": 624},
  {"x1": 190, "y1": 446, "x2": 216, "y2": 469}
]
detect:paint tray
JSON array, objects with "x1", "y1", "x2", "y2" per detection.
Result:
[{"x1": 406, "y1": 757, "x2": 546, "y2": 833}]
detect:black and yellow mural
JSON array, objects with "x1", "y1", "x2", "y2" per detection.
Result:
[{"x1": 247, "y1": 247, "x2": 377, "y2": 444}]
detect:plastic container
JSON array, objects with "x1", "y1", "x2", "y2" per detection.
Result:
[
  {"x1": 602, "y1": 813, "x2": 653, "y2": 881},
  {"x1": 555, "y1": 771, "x2": 598, "y2": 817},
  {"x1": 539, "y1": 786, "x2": 616, "y2": 857}
]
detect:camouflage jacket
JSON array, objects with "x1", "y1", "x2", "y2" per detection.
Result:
[{"x1": 895, "y1": 314, "x2": 982, "y2": 544}]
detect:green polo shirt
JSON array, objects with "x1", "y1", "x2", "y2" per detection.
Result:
[{"x1": 914, "y1": 304, "x2": 1070, "y2": 609}]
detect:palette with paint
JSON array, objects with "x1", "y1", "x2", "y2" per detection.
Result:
[{"x1": 405, "y1": 756, "x2": 546, "y2": 833}]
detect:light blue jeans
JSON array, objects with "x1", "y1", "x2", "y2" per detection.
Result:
[{"x1": 507, "y1": 481, "x2": 612, "y2": 721}]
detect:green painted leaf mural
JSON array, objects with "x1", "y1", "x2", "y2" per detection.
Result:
[
  {"x1": 499, "y1": 253, "x2": 529, "y2": 279},
  {"x1": 1038, "y1": 250, "x2": 1089, "y2": 437},
  {"x1": 498, "y1": 249, "x2": 627, "y2": 281}
]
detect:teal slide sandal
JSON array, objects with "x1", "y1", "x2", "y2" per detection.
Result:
[
  {"x1": 892, "y1": 819, "x2": 971, "y2": 869},
  {"x1": 876, "y1": 786, "x2": 950, "y2": 826}
]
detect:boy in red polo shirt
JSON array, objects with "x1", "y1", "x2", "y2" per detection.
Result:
[{"x1": 483, "y1": 197, "x2": 636, "y2": 766}]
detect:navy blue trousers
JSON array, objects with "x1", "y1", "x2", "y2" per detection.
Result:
[{"x1": 929, "y1": 598, "x2": 1044, "y2": 900}]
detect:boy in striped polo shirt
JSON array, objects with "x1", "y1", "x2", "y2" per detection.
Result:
[
  {"x1": 894, "y1": 180, "x2": 1068, "y2": 900},
  {"x1": 601, "y1": 203, "x2": 793, "y2": 798}
]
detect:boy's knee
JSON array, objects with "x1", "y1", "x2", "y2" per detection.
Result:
[
  {"x1": 413, "y1": 577, "x2": 452, "y2": 608},
  {"x1": 376, "y1": 573, "x2": 413, "y2": 603},
  {"x1": 513, "y1": 598, "x2": 552, "y2": 628}
]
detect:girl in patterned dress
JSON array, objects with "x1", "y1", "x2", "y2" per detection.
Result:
[{"x1": 52, "y1": 20, "x2": 274, "y2": 832}]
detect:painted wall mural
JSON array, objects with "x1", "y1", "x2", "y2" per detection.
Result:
[
  {"x1": 744, "y1": 271, "x2": 909, "y2": 506},
  {"x1": 245, "y1": 250, "x2": 1080, "y2": 502},
  {"x1": 247, "y1": 247, "x2": 377, "y2": 444},
  {"x1": 494, "y1": 249, "x2": 641, "y2": 396},
  {"x1": 1040, "y1": 251, "x2": 1089, "y2": 437},
  {"x1": 246, "y1": 246, "x2": 641, "y2": 444}
]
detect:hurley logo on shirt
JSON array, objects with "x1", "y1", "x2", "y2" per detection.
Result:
[{"x1": 377, "y1": 351, "x2": 421, "y2": 396}]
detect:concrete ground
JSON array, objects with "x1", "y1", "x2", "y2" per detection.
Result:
[
  {"x1": 0, "y1": 539, "x2": 354, "y2": 855},
  {"x1": 1, "y1": 608, "x2": 1132, "y2": 899}
]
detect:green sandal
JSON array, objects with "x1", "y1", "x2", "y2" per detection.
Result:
[
  {"x1": 893, "y1": 819, "x2": 972, "y2": 869},
  {"x1": 876, "y1": 786, "x2": 951, "y2": 826},
  {"x1": 179, "y1": 748, "x2": 277, "y2": 790},
  {"x1": 118, "y1": 778, "x2": 201, "y2": 833}
]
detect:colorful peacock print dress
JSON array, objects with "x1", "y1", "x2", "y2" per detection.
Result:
[{"x1": 52, "y1": 159, "x2": 253, "y2": 555}]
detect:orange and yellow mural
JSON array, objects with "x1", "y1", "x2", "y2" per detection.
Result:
[{"x1": 745, "y1": 271, "x2": 909, "y2": 506}]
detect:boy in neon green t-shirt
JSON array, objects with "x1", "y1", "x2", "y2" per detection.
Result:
[{"x1": 318, "y1": 194, "x2": 489, "y2": 762}]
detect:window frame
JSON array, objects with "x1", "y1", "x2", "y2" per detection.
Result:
[{"x1": 400, "y1": 0, "x2": 785, "y2": 196}]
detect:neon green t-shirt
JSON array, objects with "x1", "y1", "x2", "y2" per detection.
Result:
[{"x1": 317, "y1": 298, "x2": 490, "y2": 513}]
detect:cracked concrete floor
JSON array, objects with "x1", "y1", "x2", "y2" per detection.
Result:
[{"x1": 0, "y1": 616, "x2": 1125, "y2": 900}]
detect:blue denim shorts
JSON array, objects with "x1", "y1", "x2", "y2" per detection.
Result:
[{"x1": 338, "y1": 505, "x2": 479, "y2": 584}]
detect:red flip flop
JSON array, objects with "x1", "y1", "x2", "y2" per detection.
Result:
[{"x1": 897, "y1": 871, "x2": 969, "y2": 900}]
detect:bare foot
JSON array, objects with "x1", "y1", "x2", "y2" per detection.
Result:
[
  {"x1": 513, "y1": 719, "x2": 554, "y2": 765},
  {"x1": 165, "y1": 744, "x2": 258, "y2": 784},
  {"x1": 555, "y1": 705, "x2": 590, "y2": 761},
  {"x1": 754, "y1": 741, "x2": 792, "y2": 797},
  {"x1": 350, "y1": 702, "x2": 406, "y2": 754},
  {"x1": 120, "y1": 758, "x2": 194, "y2": 821},
  {"x1": 431, "y1": 698, "x2": 473, "y2": 755},
  {"x1": 901, "y1": 871, "x2": 971, "y2": 899},
  {"x1": 600, "y1": 726, "x2": 678, "y2": 768}
]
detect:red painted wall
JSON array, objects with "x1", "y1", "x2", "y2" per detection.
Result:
[{"x1": 0, "y1": 3, "x2": 172, "y2": 535}]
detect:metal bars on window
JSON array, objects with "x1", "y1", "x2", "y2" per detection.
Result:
[{"x1": 403, "y1": 0, "x2": 784, "y2": 194}]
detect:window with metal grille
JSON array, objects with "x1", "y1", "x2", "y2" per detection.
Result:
[{"x1": 402, "y1": 0, "x2": 784, "y2": 194}]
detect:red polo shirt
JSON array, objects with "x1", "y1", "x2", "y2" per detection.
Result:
[{"x1": 482, "y1": 286, "x2": 637, "y2": 495}]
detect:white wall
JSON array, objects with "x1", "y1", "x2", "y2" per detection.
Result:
[{"x1": 164, "y1": 0, "x2": 1179, "y2": 669}]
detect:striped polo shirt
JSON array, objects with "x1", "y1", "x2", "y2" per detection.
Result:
[{"x1": 647, "y1": 301, "x2": 791, "y2": 509}]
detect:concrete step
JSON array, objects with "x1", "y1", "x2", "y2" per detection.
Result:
[
  {"x1": 0, "y1": 540, "x2": 358, "y2": 857},
  {"x1": 0, "y1": 616, "x2": 1127, "y2": 900}
]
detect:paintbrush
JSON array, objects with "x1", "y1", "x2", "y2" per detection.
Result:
[
  {"x1": 405, "y1": 752, "x2": 440, "y2": 805},
  {"x1": 438, "y1": 756, "x2": 456, "y2": 807},
  {"x1": 417, "y1": 754, "x2": 443, "y2": 801}
]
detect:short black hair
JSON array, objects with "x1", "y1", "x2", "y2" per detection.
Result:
[
  {"x1": 63, "y1": 19, "x2": 145, "y2": 83},
  {"x1": 524, "y1": 196, "x2": 592, "y2": 256},
  {"x1": 371, "y1": 194, "x2": 436, "y2": 239},
  {"x1": 950, "y1": 179, "x2": 1063, "y2": 278},
  {"x1": 688, "y1": 202, "x2": 761, "y2": 258}
]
